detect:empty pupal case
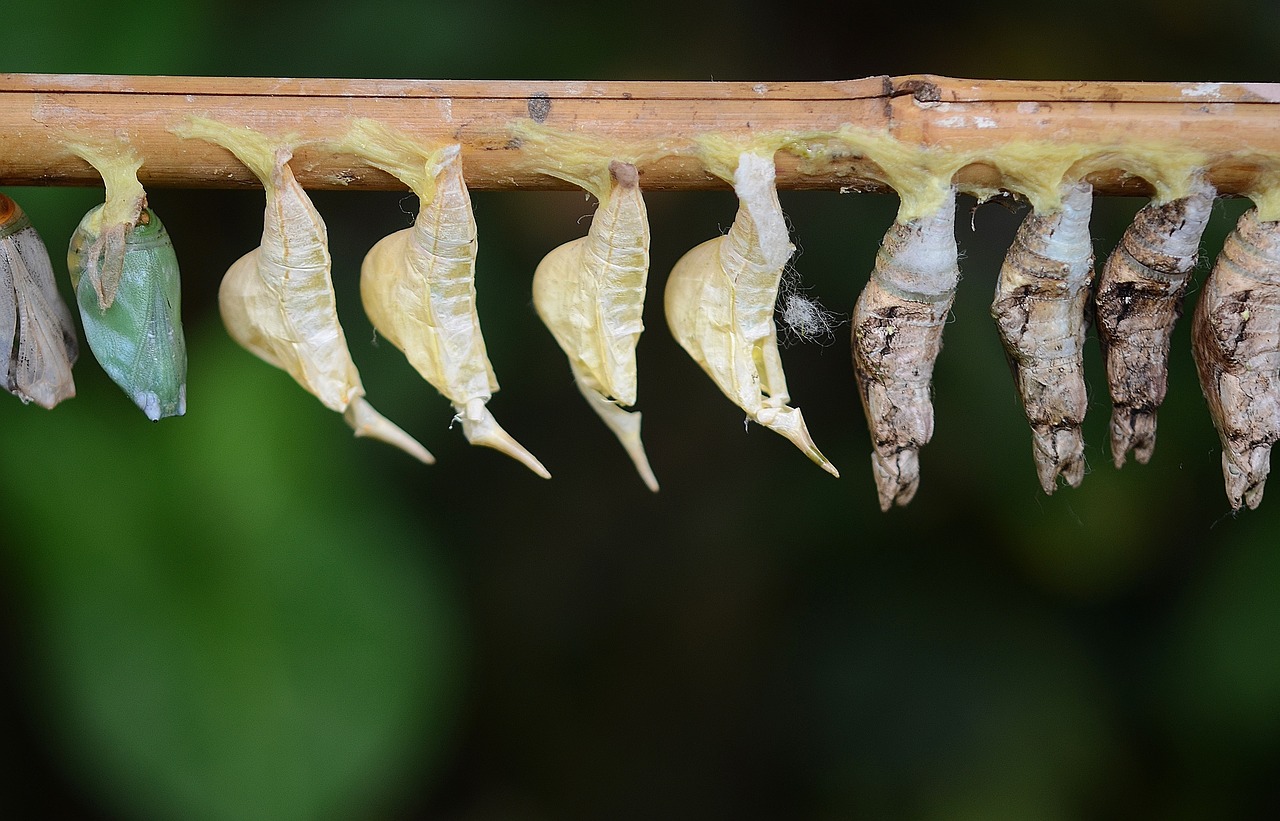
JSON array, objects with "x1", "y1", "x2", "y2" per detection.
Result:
[
  {"x1": 339, "y1": 119, "x2": 549, "y2": 477},
  {"x1": 0, "y1": 193, "x2": 78, "y2": 409},
  {"x1": 665, "y1": 150, "x2": 838, "y2": 478},
  {"x1": 532, "y1": 160, "x2": 658, "y2": 491}
]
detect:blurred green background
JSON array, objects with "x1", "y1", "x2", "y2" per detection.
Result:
[{"x1": 3, "y1": 1, "x2": 1280, "y2": 819}]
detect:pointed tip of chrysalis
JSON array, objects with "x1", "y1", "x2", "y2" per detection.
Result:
[
  {"x1": 1031, "y1": 426, "x2": 1086, "y2": 494},
  {"x1": 344, "y1": 396, "x2": 436, "y2": 464},
  {"x1": 456, "y1": 401, "x2": 552, "y2": 479},
  {"x1": 870, "y1": 448, "x2": 920, "y2": 511},
  {"x1": 574, "y1": 382, "x2": 659, "y2": 493},
  {"x1": 1223, "y1": 445, "x2": 1271, "y2": 511},
  {"x1": 755, "y1": 405, "x2": 839, "y2": 478},
  {"x1": 1110, "y1": 408, "x2": 1157, "y2": 469}
]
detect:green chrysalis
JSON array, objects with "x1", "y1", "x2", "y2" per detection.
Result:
[{"x1": 67, "y1": 205, "x2": 187, "y2": 420}]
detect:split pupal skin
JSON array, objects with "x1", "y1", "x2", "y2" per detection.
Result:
[
  {"x1": 852, "y1": 187, "x2": 960, "y2": 511},
  {"x1": 991, "y1": 181, "x2": 1096, "y2": 494},
  {"x1": 533, "y1": 161, "x2": 658, "y2": 491},
  {"x1": 0, "y1": 194, "x2": 78, "y2": 409},
  {"x1": 1095, "y1": 178, "x2": 1215, "y2": 468},
  {"x1": 67, "y1": 205, "x2": 186, "y2": 421},
  {"x1": 184, "y1": 121, "x2": 433, "y2": 464},
  {"x1": 1192, "y1": 207, "x2": 1280, "y2": 511},
  {"x1": 361, "y1": 145, "x2": 549, "y2": 478},
  {"x1": 664, "y1": 151, "x2": 838, "y2": 477}
]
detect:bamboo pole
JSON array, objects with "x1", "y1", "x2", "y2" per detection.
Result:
[{"x1": 0, "y1": 73, "x2": 1278, "y2": 197}]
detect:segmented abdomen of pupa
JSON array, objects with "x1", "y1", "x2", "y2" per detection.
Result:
[
  {"x1": 0, "y1": 194, "x2": 78, "y2": 409},
  {"x1": 363, "y1": 147, "x2": 494, "y2": 399},
  {"x1": 664, "y1": 151, "x2": 837, "y2": 477},
  {"x1": 1192, "y1": 206, "x2": 1280, "y2": 511},
  {"x1": 1095, "y1": 178, "x2": 1214, "y2": 468},
  {"x1": 533, "y1": 161, "x2": 656, "y2": 490},
  {"x1": 991, "y1": 181, "x2": 1095, "y2": 494},
  {"x1": 852, "y1": 186, "x2": 959, "y2": 511}
]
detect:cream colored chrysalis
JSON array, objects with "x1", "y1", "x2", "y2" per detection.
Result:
[
  {"x1": 991, "y1": 181, "x2": 1095, "y2": 494},
  {"x1": 1192, "y1": 206, "x2": 1280, "y2": 511},
  {"x1": 336, "y1": 119, "x2": 548, "y2": 478},
  {"x1": 852, "y1": 186, "x2": 960, "y2": 510},
  {"x1": 532, "y1": 160, "x2": 658, "y2": 492},
  {"x1": 665, "y1": 150, "x2": 838, "y2": 477},
  {"x1": 172, "y1": 117, "x2": 432, "y2": 464}
]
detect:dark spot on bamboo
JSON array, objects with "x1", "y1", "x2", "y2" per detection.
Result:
[{"x1": 527, "y1": 92, "x2": 552, "y2": 124}]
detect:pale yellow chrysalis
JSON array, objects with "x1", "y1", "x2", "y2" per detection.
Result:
[
  {"x1": 172, "y1": 117, "x2": 432, "y2": 464},
  {"x1": 532, "y1": 161, "x2": 658, "y2": 492},
  {"x1": 665, "y1": 150, "x2": 838, "y2": 477},
  {"x1": 336, "y1": 119, "x2": 549, "y2": 478}
]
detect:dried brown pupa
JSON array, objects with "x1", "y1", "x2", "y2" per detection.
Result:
[
  {"x1": 338, "y1": 119, "x2": 549, "y2": 478},
  {"x1": 991, "y1": 181, "x2": 1095, "y2": 494},
  {"x1": 0, "y1": 194, "x2": 78, "y2": 408},
  {"x1": 1095, "y1": 177, "x2": 1215, "y2": 467},
  {"x1": 173, "y1": 117, "x2": 433, "y2": 464},
  {"x1": 665, "y1": 150, "x2": 837, "y2": 477},
  {"x1": 852, "y1": 186, "x2": 959, "y2": 510},
  {"x1": 533, "y1": 160, "x2": 658, "y2": 491},
  {"x1": 1192, "y1": 206, "x2": 1280, "y2": 511}
]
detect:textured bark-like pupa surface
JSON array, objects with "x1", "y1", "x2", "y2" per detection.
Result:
[
  {"x1": 346, "y1": 121, "x2": 549, "y2": 478},
  {"x1": 533, "y1": 160, "x2": 657, "y2": 491},
  {"x1": 1095, "y1": 178, "x2": 1215, "y2": 467},
  {"x1": 68, "y1": 205, "x2": 187, "y2": 420},
  {"x1": 175, "y1": 118, "x2": 432, "y2": 463},
  {"x1": 0, "y1": 194, "x2": 78, "y2": 409},
  {"x1": 1192, "y1": 207, "x2": 1280, "y2": 511},
  {"x1": 852, "y1": 187, "x2": 959, "y2": 511},
  {"x1": 991, "y1": 181, "x2": 1095, "y2": 494},
  {"x1": 665, "y1": 151, "x2": 838, "y2": 477}
]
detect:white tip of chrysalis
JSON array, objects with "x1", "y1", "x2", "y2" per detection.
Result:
[
  {"x1": 456, "y1": 398, "x2": 551, "y2": 479},
  {"x1": 343, "y1": 396, "x2": 436, "y2": 465},
  {"x1": 576, "y1": 378, "x2": 659, "y2": 493}
]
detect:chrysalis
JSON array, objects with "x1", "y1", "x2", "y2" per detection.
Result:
[
  {"x1": 852, "y1": 186, "x2": 959, "y2": 510},
  {"x1": 0, "y1": 193, "x2": 78, "y2": 408},
  {"x1": 1192, "y1": 206, "x2": 1280, "y2": 511},
  {"x1": 63, "y1": 140, "x2": 147, "y2": 310},
  {"x1": 173, "y1": 118, "x2": 432, "y2": 463},
  {"x1": 339, "y1": 120, "x2": 548, "y2": 478},
  {"x1": 1095, "y1": 177, "x2": 1215, "y2": 467},
  {"x1": 991, "y1": 181, "x2": 1096, "y2": 493},
  {"x1": 533, "y1": 160, "x2": 658, "y2": 491},
  {"x1": 665, "y1": 150, "x2": 838, "y2": 477},
  {"x1": 67, "y1": 204, "x2": 186, "y2": 420}
]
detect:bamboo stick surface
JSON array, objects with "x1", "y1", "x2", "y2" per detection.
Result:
[{"x1": 1, "y1": 73, "x2": 1278, "y2": 196}]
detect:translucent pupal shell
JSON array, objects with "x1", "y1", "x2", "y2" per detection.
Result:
[
  {"x1": 177, "y1": 119, "x2": 432, "y2": 463},
  {"x1": 664, "y1": 151, "x2": 838, "y2": 477},
  {"x1": 0, "y1": 194, "x2": 78, "y2": 409},
  {"x1": 1192, "y1": 207, "x2": 1280, "y2": 511},
  {"x1": 67, "y1": 205, "x2": 186, "y2": 420},
  {"x1": 852, "y1": 187, "x2": 959, "y2": 510},
  {"x1": 1095, "y1": 178, "x2": 1215, "y2": 468},
  {"x1": 358, "y1": 142, "x2": 548, "y2": 478},
  {"x1": 991, "y1": 181, "x2": 1095, "y2": 494},
  {"x1": 533, "y1": 161, "x2": 657, "y2": 491}
]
